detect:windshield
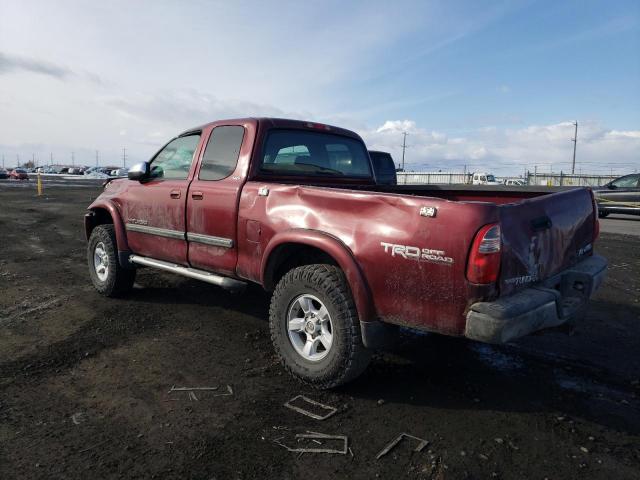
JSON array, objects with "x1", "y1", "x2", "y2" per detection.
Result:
[
  {"x1": 486, "y1": 174, "x2": 496, "y2": 182},
  {"x1": 611, "y1": 174, "x2": 639, "y2": 188},
  {"x1": 261, "y1": 129, "x2": 372, "y2": 178}
]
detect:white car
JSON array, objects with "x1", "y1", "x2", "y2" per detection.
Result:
[
  {"x1": 472, "y1": 172, "x2": 501, "y2": 185},
  {"x1": 504, "y1": 178, "x2": 526, "y2": 186}
]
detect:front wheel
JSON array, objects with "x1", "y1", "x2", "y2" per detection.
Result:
[
  {"x1": 269, "y1": 264, "x2": 371, "y2": 389},
  {"x1": 87, "y1": 224, "x2": 136, "y2": 297}
]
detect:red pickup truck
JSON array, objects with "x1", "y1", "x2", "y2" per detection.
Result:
[{"x1": 85, "y1": 118, "x2": 607, "y2": 388}]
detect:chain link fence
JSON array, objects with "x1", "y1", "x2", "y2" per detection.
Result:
[{"x1": 397, "y1": 172, "x2": 618, "y2": 187}]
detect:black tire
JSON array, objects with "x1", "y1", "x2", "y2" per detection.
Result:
[
  {"x1": 87, "y1": 224, "x2": 136, "y2": 297},
  {"x1": 269, "y1": 264, "x2": 371, "y2": 389},
  {"x1": 598, "y1": 211, "x2": 609, "y2": 218}
]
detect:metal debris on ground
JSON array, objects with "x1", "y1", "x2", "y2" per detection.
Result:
[
  {"x1": 375, "y1": 433, "x2": 429, "y2": 460},
  {"x1": 167, "y1": 385, "x2": 233, "y2": 400},
  {"x1": 212, "y1": 385, "x2": 234, "y2": 396},
  {"x1": 168, "y1": 386, "x2": 220, "y2": 393},
  {"x1": 283, "y1": 395, "x2": 338, "y2": 420},
  {"x1": 70, "y1": 412, "x2": 86, "y2": 425},
  {"x1": 274, "y1": 431, "x2": 348, "y2": 454}
]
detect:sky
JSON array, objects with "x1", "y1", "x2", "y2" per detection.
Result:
[{"x1": 0, "y1": 0, "x2": 638, "y2": 175}]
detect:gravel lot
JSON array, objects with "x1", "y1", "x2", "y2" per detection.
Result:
[{"x1": 1, "y1": 181, "x2": 639, "y2": 479}]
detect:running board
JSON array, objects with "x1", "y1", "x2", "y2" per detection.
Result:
[{"x1": 129, "y1": 255, "x2": 246, "y2": 292}]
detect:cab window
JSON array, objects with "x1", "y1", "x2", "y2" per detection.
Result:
[
  {"x1": 199, "y1": 126, "x2": 245, "y2": 181},
  {"x1": 261, "y1": 129, "x2": 372, "y2": 178},
  {"x1": 150, "y1": 134, "x2": 200, "y2": 180}
]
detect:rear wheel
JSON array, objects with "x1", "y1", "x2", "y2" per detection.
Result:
[
  {"x1": 269, "y1": 264, "x2": 371, "y2": 389},
  {"x1": 88, "y1": 224, "x2": 136, "y2": 296}
]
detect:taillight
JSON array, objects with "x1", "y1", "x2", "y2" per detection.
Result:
[{"x1": 467, "y1": 223, "x2": 501, "y2": 284}]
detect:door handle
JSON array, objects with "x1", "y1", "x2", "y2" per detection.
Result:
[
  {"x1": 191, "y1": 191, "x2": 204, "y2": 200},
  {"x1": 170, "y1": 189, "x2": 181, "y2": 199}
]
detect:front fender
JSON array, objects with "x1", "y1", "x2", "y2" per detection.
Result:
[
  {"x1": 261, "y1": 229, "x2": 375, "y2": 324},
  {"x1": 86, "y1": 199, "x2": 131, "y2": 266}
]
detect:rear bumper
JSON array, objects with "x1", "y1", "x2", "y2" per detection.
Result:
[{"x1": 465, "y1": 254, "x2": 607, "y2": 344}]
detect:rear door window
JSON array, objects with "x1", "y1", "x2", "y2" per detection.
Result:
[{"x1": 199, "y1": 126, "x2": 245, "y2": 181}]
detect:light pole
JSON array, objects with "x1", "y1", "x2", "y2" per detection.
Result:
[{"x1": 571, "y1": 121, "x2": 578, "y2": 174}]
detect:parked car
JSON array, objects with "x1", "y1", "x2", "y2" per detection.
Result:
[
  {"x1": 368, "y1": 151, "x2": 397, "y2": 185},
  {"x1": 472, "y1": 172, "x2": 500, "y2": 185},
  {"x1": 112, "y1": 168, "x2": 129, "y2": 177},
  {"x1": 504, "y1": 178, "x2": 526, "y2": 186},
  {"x1": 9, "y1": 168, "x2": 29, "y2": 180},
  {"x1": 593, "y1": 173, "x2": 640, "y2": 217},
  {"x1": 84, "y1": 117, "x2": 606, "y2": 388},
  {"x1": 0, "y1": 168, "x2": 8, "y2": 179}
]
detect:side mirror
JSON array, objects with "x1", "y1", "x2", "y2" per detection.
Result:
[{"x1": 128, "y1": 162, "x2": 150, "y2": 181}]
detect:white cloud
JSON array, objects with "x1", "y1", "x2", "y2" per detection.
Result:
[{"x1": 360, "y1": 120, "x2": 640, "y2": 175}]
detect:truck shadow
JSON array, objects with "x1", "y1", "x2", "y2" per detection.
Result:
[
  {"x1": 123, "y1": 276, "x2": 640, "y2": 434},
  {"x1": 343, "y1": 302, "x2": 640, "y2": 435}
]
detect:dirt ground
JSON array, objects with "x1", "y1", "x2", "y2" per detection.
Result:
[{"x1": 1, "y1": 181, "x2": 639, "y2": 479}]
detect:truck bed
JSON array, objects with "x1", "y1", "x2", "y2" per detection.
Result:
[
  {"x1": 365, "y1": 183, "x2": 582, "y2": 205},
  {"x1": 237, "y1": 181, "x2": 597, "y2": 336},
  {"x1": 354, "y1": 183, "x2": 597, "y2": 296}
]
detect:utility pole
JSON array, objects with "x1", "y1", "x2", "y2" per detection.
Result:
[
  {"x1": 400, "y1": 132, "x2": 408, "y2": 171},
  {"x1": 2, "y1": 154, "x2": 4, "y2": 168},
  {"x1": 17, "y1": 153, "x2": 20, "y2": 166},
  {"x1": 50, "y1": 152, "x2": 53, "y2": 165},
  {"x1": 571, "y1": 120, "x2": 578, "y2": 174},
  {"x1": 71, "y1": 151, "x2": 75, "y2": 166},
  {"x1": 122, "y1": 147, "x2": 127, "y2": 168},
  {"x1": 95, "y1": 150, "x2": 99, "y2": 167},
  {"x1": 32, "y1": 153, "x2": 36, "y2": 168}
]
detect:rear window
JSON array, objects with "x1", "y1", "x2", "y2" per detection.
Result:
[
  {"x1": 369, "y1": 151, "x2": 397, "y2": 185},
  {"x1": 260, "y1": 129, "x2": 372, "y2": 178}
]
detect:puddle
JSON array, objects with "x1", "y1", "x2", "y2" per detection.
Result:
[{"x1": 470, "y1": 343, "x2": 525, "y2": 372}]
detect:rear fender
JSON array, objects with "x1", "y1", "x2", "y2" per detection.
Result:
[{"x1": 262, "y1": 230, "x2": 375, "y2": 324}]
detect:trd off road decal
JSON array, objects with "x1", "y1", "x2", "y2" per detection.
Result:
[{"x1": 381, "y1": 242, "x2": 454, "y2": 265}]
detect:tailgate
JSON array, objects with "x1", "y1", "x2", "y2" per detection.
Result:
[{"x1": 498, "y1": 188, "x2": 596, "y2": 296}]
